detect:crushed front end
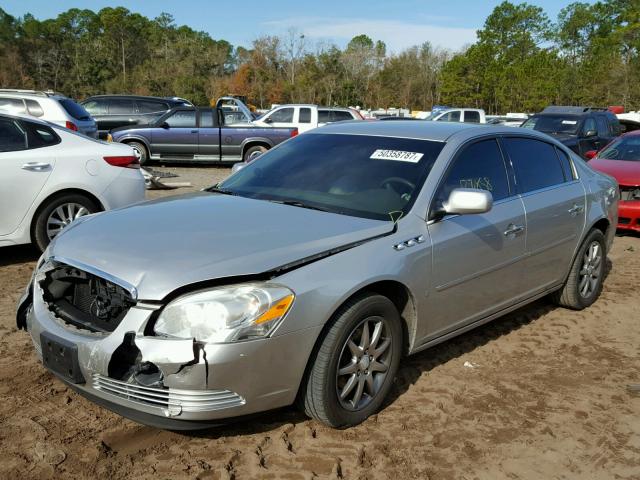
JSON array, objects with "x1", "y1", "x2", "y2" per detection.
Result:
[{"x1": 17, "y1": 257, "x2": 319, "y2": 429}]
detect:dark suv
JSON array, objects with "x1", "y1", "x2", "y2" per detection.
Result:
[
  {"x1": 80, "y1": 95, "x2": 192, "y2": 137},
  {"x1": 522, "y1": 106, "x2": 621, "y2": 159}
]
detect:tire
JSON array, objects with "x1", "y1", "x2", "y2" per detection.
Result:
[
  {"x1": 552, "y1": 229, "x2": 606, "y2": 310},
  {"x1": 127, "y1": 141, "x2": 149, "y2": 166},
  {"x1": 33, "y1": 193, "x2": 99, "y2": 252},
  {"x1": 301, "y1": 293, "x2": 403, "y2": 428},
  {"x1": 243, "y1": 145, "x2": 268, "y2": 163}
]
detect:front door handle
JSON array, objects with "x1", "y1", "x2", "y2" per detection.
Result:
[
  {"x1": 191, "y1": 129, "x2": 198, "y2": 133},
  {"x1": 503, "y1": 224, "x2": 525, "y2": 237},
  {"x1": 568, "y1": 204, "x2": 584, "y2": 216},
  {"x1": 22, "y1": 162, "x2": 51, "y2": 172}
]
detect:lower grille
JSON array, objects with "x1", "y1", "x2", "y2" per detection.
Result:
[
  {"x1": 620, "y1": 186, "x2": 640, "y2": 202},
  {"x1": 40, "y1": 262, "x2": 134, "y2": 333},
  {"x1": 619, "y1": 217, "x2": 631, "y2": 225},
  {"x1": 92, "y1": 374, "x2": 245, "y2": 412}
]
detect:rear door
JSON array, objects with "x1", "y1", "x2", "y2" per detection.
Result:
[
  {"x1": 422, "y1": 137, "x2": 527, "y2": 341},
  {"x1": 104, "y1": 99, "x2": 136, "y2": 130},
  {"x1": 0, "y1": 118, "x2": 56, "y2": 235},
  {"x1": 198, "y1": 109, "x2": 221, "y2": 160},
  {"x1": 501, "y1": 137, "x2": 586, "y2": 293},
  {"x1": 150, "y1": 109, "x2": 198, "y2": 157}
]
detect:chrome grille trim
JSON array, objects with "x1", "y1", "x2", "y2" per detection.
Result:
[{"x1": 92, "y1": 374, "x2": 245, "y2": 412}]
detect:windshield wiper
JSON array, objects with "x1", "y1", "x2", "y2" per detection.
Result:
[
  {"x1": 268, "y1": 199, "x2": 334, "y2": 213},
  {"x1": 207, "y1": 186, "x2": 238, "y2": 196}
]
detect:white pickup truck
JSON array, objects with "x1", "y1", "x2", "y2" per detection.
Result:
[
  {"x1": 426, "y1": 108, "x2": 487, "y2": 124},
  {"x1": 253, "y1": 104, "x2": 362, "y2": 133}
]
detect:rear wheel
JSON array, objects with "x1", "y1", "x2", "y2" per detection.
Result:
[
  {"x1": 301, "y1": 293, "x2": 402, "y2": 428},
  {"x1": 127, "y1": 141, "x2": 149, "y2": 165},
  {"x1": 243, "y1": 145, "x2": 268, "y2": 163},
  {"x1": 33, "y1": 193, "x2": 99, "y2": 252},
  {"x1": 552, "y1": 229, "x2": 606, "y2": 310}
]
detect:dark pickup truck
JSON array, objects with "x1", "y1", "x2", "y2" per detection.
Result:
[{"x1": 109, "y1": 106, "x2": 298, "y2": 164}]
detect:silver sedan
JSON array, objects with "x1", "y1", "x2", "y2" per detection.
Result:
[{"x1": 17, "y1": 121, "x2": 618, "y2": 429}]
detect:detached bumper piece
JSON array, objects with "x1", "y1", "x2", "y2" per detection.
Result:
[{"x1": 92, "y1": 374, "x2": 245, "y2": 417}]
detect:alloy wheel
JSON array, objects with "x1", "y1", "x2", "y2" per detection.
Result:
[
  {"x1": 578, "y1": 241, "x2": 603, "y2": 298},
  {"x1": 46, "y1": 203, "x2": 90, "y2": 240},
  {"x1": 336, "y1": 316, "x2": 392, "y2": 411}
]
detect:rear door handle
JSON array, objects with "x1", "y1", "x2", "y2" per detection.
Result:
[
  {"x1": 191, "y1": 129, "x2": 198, "y2": 133},
  {"x1": 503, "y1": 224, "x2": 525, "y2": 237},
  {"x1": 568, "y1": 204, "x2": 584, "y2": 216},
  {"x1": 22, "y1": 162, "x2": 51, "y2": 172}
]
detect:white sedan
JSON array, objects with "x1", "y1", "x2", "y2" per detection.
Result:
[{"x1": 0, "y1": 113, "x2": 145, "y2": 251}]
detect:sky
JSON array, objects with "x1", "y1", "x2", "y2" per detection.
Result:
[{"x1": 1, "y1": 0, "x2": 594, "y2": 53}]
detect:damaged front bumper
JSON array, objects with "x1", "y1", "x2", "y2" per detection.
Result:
[{"x1": 19, "y1": 279, "x2": 321, "y2": 429}]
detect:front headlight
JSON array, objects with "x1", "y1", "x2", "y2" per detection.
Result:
[{"x1": 153, "y1": 283, "x2": 294, "y2": 343}]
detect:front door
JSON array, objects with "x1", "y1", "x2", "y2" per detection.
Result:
[
  {"x1": 419, "y1": 138, "x2": 527, "y2": 342},
  {"x1": 151, "y1": 110, "x2": 198, "y2": 157},
  {"x1": 197, "y1": 109, "x2": 221, "y2": 160}
]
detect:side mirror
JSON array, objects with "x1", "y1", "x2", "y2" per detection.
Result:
[
  {"x1": 585, "y1": 150, "x2": 598, "y2": 160},
  {"x1": 263, "y1": 117, "x2": 273, "y2": 124},
  {"x1": 583, "y1": 129, "x2": 597, "y2": 138},
  {"x1": 161, "y1": 121, "x2": 170, "y2": 129},
  {"x1": 444, "y1": 188, "x2": 493, "y2": 215}
]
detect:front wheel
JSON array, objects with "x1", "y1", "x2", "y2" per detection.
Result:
[
  {"x1": 552, "y1": 229, "x2": 606, "y2": 310},
  {"x1": 33, "y1": 193, "x2": 99, "y2": 252},
  {"x1": 301, "y1": 293, "x2": 403, "y2": 428}
]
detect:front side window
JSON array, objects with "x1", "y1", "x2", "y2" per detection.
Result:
[
  {"x1": 0, "y1": 118, "x2": 27, "y2": 152},
  {"x1": 299, "y1": 108, "x2": 311, "y2": 123},
  {"x1": 165, "y1": 110, "x2": 196, "y2": 128},
  {"x1": 318, "y1": 110, "x2": 331, "y2": 123},
  {"x1": 582, "y1": 117, "x2": 596, "y2": 136},
  {"x1": 435, "y1": 138, "x2": 510, "y2": 206},
  {"x1": 595, "y1": 116, "x2": 609, "y2": 137},
  {"x1": 332, "y1": 110, "x2": 354, "y2": 122},
  {"x1": 437, "y1": 111, "x2": 461, "y2": 122},
  {"x1": 268, "y1": 108, "x2": 294, "y2": 123},
  {"x1": 220, "y1": 133, "x2": 445, "y2": 221},
  {"x1": 598, "y1": 135, "x2": 640, "y2": 161},
  {"x1": 522, "y1": 115, "x2": 580, "y2": 135},
  {"x1": 503, "y1": 137, "x2": 566, "y2": 193}
]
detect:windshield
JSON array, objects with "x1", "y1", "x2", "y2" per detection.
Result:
[
  {"x1": 599, "y1": 136, "x2": 640, "y2": 161},
  {"x1": 522, "y1": 115, "x2": 580, "y2": 135},
  {"x1": 219, "y1": 133, "x2": 445, "y2": 221}
]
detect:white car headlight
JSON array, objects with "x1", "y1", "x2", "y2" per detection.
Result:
[{"x1": 154, "y1": 283, "x2": 294, "y2": 343}]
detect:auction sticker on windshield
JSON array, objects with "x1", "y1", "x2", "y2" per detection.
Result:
[{"x1": 370, "y1": 149, "x2": 424, "y2": 162}]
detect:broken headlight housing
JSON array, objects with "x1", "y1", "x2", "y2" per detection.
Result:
[{"x1": 153, "y1": 283, "x2": 294, "y2": 343}]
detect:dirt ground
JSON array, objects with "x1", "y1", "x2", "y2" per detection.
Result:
[{"x1": 1, "y1": 166, "x2": 639, "y2": 480}]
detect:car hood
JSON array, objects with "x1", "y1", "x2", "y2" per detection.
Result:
[
  {"x1": 49, "y1": 193, "x2": 393, "y2": 300},
  {"x1": 589, "y1": 158, "x2": 640, "y2": 186},
  {"x1": 111, "y1": 124, "x2": 152, "y2": 135}
]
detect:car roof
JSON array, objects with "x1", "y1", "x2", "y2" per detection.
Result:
[
  {"x1": 311, "y1": 120, "x2": 548, "y2": 142},
  {"x1": 83, "y1": 95, "x2": 186, "y2": 103},
  {"x1": 0, "y1": 111, "x2": 53, "y2": 125}
]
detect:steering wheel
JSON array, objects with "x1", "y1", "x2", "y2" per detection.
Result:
[{"x1": 381, "y1": 177, "x2": 416, "y2": 202}]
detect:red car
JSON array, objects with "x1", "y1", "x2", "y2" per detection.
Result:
[{"x1": 587, "y1": 132, "x2": 640, "y2": 233}]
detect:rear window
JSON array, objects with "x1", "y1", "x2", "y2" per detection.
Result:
[{"x1": 59, "y1": 98, "x2": 91, "y2": 120}]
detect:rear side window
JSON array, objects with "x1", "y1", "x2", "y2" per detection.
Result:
[
  {"x1": 25, "y1": 99, "x2": 44, "y2": 117},
  {"x1": 108, "y1": 99, "x2": 135, "y2": 115},
  {"x1": 502, "y1": 138, "x2": 566, "y2": 193},
  {"x1": 82, "y1": 99, "x2": 108, "y2": 115},
  {"x1": 0, "y1": 97, "x2": 26, "y2": 114},
  {"x1": 464, "y1": 111, "x2": 480, "y2": 123},
  {"x1": 24, "y1": 122, "x2": 60, "y2": 149},
  {"x1": 200, "y1": 110, "x2": 219, "y2": 128},
  {"x1": 555, "y1": 147, "x2": 575, "y2": 180},
  {"x1": 137, "y1": 100, "x2": 168, "y2": 114},
  {"x1": 299, "y1": 108, "x2": 311, "y2": 123},
  {"x1": 59, "y1": 98, "x2": 91, "y2": 120},
  {"x1": 436, "y1": 138, "x2": 511, "y2": 204},
  {"x1": 0, "y1": 118, "x2": 27, "y2": 152}
]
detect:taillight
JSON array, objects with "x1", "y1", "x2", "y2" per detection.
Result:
[
  {"x1": 65, "y1": 121, "x2": 78, "y2": 131},
  {"x1": 291, "y1": 128, "x2": 299, "y2": 137},
  {"x1": 103, "y1": 155, "x2": 140, "y2": 169}
]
